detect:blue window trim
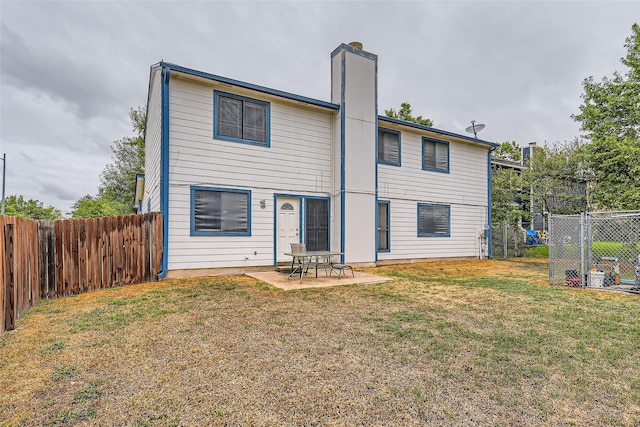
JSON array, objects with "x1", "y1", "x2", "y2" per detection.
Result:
[
  {"x1": 377, "y1": 200, "x2": 391, "y2": 253},
  {"x1": 417, "y1": 202, "x2": 451, "y2": 237},
  {"x1": 377, "y1": 127, "x2": 401, "y2": 167},
  {"x1": 213, "y1": 90, "x2": 270, "y2": 147},
  {"x1": 421, "y1": 137, "x2": 450, "y2": 173},
  {"x1": 190, "y1": 185, "x2": 252, "y2": 236}
]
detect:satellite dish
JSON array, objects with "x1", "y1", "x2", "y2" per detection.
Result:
[{"x1": 465, "y1": 120, "x2": 485, "y2": 138}]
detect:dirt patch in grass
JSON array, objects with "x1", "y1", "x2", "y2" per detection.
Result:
[{"x1": 1, "y1": 259, "x2": 639, "y2": 426}]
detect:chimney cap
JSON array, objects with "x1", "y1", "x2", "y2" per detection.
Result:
[{"x1": 348, "y1": 41, "x2": 363, "y2": 50}]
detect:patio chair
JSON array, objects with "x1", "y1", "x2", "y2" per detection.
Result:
[
  {"x1": 288, "y1": 243, "x2": 308, "y2": 279},
  {"x1": 329, "y1": 262, "x2": 354, "y2": 279},
  {"x1": 313, "y1": 253, "x2": 332, "y2": 278}
]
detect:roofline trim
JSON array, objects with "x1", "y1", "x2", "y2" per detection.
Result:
[
  {"x1": 378, "y1": 116, "x2": 498, "y2": 148},
  {"x1": 158, "y1": 61, "x2": 340, "y2": 110}
]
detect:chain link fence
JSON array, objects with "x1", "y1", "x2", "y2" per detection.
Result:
[
  {"x1": 549, "y1": 211, "x2": 640, "y2": 292},
  {"x1": 491, "y1": 223, "x2": 525, "y2": 259}
]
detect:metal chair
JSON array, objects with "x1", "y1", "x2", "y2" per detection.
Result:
[
  {"x1": 288, "y1": 243, "x2": 308, "y2": 280},
  {"x1": 329, "y1": 262, "x2": 354, "y2": 279}
]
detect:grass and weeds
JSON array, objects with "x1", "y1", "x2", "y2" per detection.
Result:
[
  {"x1": 521, "y1": 244, "x2": 549, "y2": 258},
  {"x1": 1, "y1": 259, "x2": 639, "y2": 426}
]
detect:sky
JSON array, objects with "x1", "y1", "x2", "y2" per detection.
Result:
[{"x1": 1, "y1": 0, "x2": 639, "y2": 215}]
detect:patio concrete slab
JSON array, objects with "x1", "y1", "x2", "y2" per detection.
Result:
[{"x1": 245, "y1": 270, "x2": 392, "y2": 290}]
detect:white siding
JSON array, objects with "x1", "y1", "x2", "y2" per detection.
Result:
[
  {"x1": 378, "y1": 127, "x2": 490, "y2": 261},
  {"x1": 341, "y1": 48, "x2": 377, "y2": 263},
  {"x1": 142, "y1": 68, "x2": 162, "y2": 213},
  {"x1": 166, "y1": 77, "x2": 335, "y2": 270}
]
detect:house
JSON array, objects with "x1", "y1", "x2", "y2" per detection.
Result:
[{"x1": 139, "y1": 42, "x2": 497, "y2": 278}]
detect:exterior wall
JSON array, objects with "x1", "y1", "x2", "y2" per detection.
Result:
[
  {"x1": 331, "y1": 45, "x2": 377, "y2": 263},
  {"x1": 377, "y1": 126, "x2": 490, "y2": 260},
  {"x1": 142, "y1": 67, "x2": 163, "y2": 213},
  {"x1": 166, "y1": 76, "x2": 335, "y2": 270}
]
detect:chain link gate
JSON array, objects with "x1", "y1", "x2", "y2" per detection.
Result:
[{"x1": 549, "y1": 211, "x2": 640, "y2": 292}]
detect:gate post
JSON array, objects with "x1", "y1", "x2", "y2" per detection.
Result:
[
  {"x1": 580, "y1": 212, "x2": 586, "y2": 288},
  {"x1": 548, "y1": 214, "x2": 553, "y2": 285}
]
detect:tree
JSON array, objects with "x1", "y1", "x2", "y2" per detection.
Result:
[
  {"x1": 385, "y1": 102, "x2": 433, "y2": 127},
  {"x1": 522, "y1": 141, "x2": 587, "y2": 216},
  {"x1": 98, "y1": 106, "x2": 145, "y2": 211},
  {"x1": 493, "y1": 141, "x2": 521, "y2": 163},
  {"x1": 491, "y1": 142, "x2": 526, "y2": 226},
  {"x1": 70, "y1": 107, "x2": 145, "y2": 218},
  {"x1": 70, "y1": 194, "x2": 121, "y2": 218},
  {"x1": 573, "y1": 24, "x2": 640, "y2": 210},
  {"x1": 491, "y1": 165, "x2": 526, "y2": 226},
  {"x1": 3, "y1": 195, "x2": 62, "y2": 219}
]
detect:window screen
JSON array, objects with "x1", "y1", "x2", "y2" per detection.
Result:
[
  {"x1": 378, "y1": 128, "x2": 400, "y2": 165},
  {"x1": 216, "y1": 92, "x2": 268, "y2": 145},
  {"x1": 418, "y1": 203, "x2": 450, "y2": 237},
  {"x1": 422, "y1": 138, "x2": 449, "y2": 172},
  {"x1": 193, "y1": 188, "x2": 250, "y2": 235},
  {"x1": 305, "y1": 198, "x2": 329, "y2": 251},
  {"x1": 378, "y1": 202, "x2": 390, "y2": 251}
]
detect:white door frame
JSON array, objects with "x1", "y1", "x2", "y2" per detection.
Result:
[{"x1": 276, "y1": 197, "x2": 300, "y2": 263}]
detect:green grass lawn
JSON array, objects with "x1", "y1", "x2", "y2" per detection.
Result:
[{"x1": 1, "y1": 259, "x2": 639, "y2": 426}]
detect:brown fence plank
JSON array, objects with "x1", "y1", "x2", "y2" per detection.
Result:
[
  {"x1": 78, "y1": 220, "x2": 89, "y2": 293},
  {"x1": 86, "y1": 219, "x2": 94, "y2": 291},
  {"x1": 153, "y1": 212, "x2": 163, "y2": 279},
  {"x1": 78, "y1": 220, "x2": 87, "y2": 293},
  {"x1": 113, "y1": 215, "x2": 120, "y2": 287},
  {"x1": 62, "y1": 220, "x2": 70, "y2": 296},
  {"x1": 70, "y1": 220, "x2": 79, "y2": 294},
  {"x1": 135, "y1": 214, "x2": 143, "y2": 283},
  {"x1": 131, "y1": 216, "x2": 137, "y2": 283},
  {"x1": 55, "y1": 220, "x2": 64, "y2": 297},
  {"x1": 123, "y1": 216, "x2": 131, "y2": 285},
  {"x1": 143, "y1": 214, "x2": 151, "y2": 282},
  {"x1": 46, "y1": 221, "x2": 56, "y2": 298},
  {"x1": 15, "y1": 219, "x2": 24, "y2": 317},
  {"x1": 38, "y1": 222, "x2": 47, "y2": 299},
  {"x1": 0, "y1": 217, "x2": 5, "y2": 332},
  {"x1": 134, "y1": 215, "x2": 141, "y2": 283},
  {"x1": 30, "y1": 220, "x2": 39, "y2": 306},
  {"x1": 102, "y1": 217, "x2": 111, "y2": 288},
  {"x1": 4, "y1": 224, "x2": 15, "y2": 332}
]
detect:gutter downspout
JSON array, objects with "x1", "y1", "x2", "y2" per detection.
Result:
[
  {"x1": 158, "y1": 66, "x2": 171, "y2": 279},
  {"x1": 487, "y1": 146, "x2": 497, "y2": 259},
  {"x1": 339, "y1": 50, "x2": 346, "y2": 264}
]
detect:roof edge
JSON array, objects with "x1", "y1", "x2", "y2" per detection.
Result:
[
  {"x1": 378, "y1": 116, "x2": 498, "y2": 148},
  {"x1": 158, "y1": 62, "x2": 340, "y2": 111}
]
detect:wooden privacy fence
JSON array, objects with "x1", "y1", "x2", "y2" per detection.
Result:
[{"x1": 1, "y1": 213, "x2": 163, "y2": 334}]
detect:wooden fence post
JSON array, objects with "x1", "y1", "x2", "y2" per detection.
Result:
[{"x1": 4, "y1": 224, "x2": 15, "y2": 332}]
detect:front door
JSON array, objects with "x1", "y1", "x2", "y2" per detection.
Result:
[{"x1": 276, "y1": 197, "x2": 300, "y2": 262}]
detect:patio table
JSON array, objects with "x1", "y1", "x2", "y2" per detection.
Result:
[{"x1": 284, "y1": 251, "x2": 343, "y2": 283}]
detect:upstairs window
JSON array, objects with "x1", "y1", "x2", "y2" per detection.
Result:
[
  {"x1": 215, "y1": 91, "x2": 269, "y2": 146},
  {"x1": 418, "y1": 203, "x2": 450, "y2": 237},
  {"x1": 191, "y1": 186, "x2": 251, "y2": 236},
  {"x1": 422, "y1": 137, "x2": 449, "y2": 173},
  {"x1": 378, "y1": 128, "x2": 401, "y2": 166}
]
